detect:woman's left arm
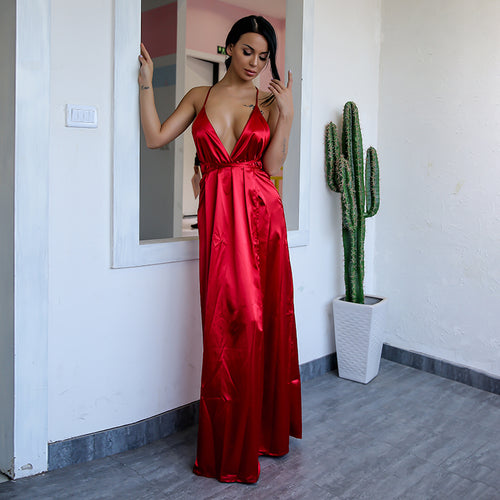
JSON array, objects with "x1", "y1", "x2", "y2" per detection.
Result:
[{"x1": 262, "y1": 71, "x2": 294, "y2": 177}]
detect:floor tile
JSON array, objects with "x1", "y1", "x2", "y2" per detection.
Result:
[{"x1": 0, "y1": 360, "x2": 499, "y2": 500}]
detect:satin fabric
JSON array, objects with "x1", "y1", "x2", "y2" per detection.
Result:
[{"x1": 192, "y1": 87, "x2": 302, "y2": 484}]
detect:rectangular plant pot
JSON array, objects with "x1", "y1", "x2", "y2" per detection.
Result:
[{"x1": 333, "y1": 295, "x2": 387, "y2": 384}]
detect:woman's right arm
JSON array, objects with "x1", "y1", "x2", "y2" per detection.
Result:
[{"x1": 138, "y1": 43, "x2": 199, "y2": 149}]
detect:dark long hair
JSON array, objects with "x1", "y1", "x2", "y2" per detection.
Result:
[{"x1": 224, "y1": 15, "x2": 279, "y2": 106}]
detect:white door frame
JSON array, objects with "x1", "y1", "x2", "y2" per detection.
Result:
[{"x1": 0, "y1": 0, "x2": 50, "y2": 479}]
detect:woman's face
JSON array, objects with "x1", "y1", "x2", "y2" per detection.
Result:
[{"x1": 227, "y1": 32, "x2": 269, "y2": 80}]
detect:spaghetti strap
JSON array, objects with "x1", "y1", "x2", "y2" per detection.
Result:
[{"x1": 202, "y1": 86, "x2": 213, "y2": 108}]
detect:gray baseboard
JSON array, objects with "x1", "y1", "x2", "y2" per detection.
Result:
[
  {"x1": 48, "y1": 353, "x2": 336, "y2": 471},
  {"x1": 382, "y1": 344, "x2": 500, "y2": 395},
  {"x1": 299, "y1": 352, "x2": 337, "y2": 382},
  {"x1": 48, "y1": 402, "x2": 199, "y2": 471}
]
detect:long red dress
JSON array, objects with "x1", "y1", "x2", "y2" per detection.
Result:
[{"x1": 192, "y1": 87, "x2": 302, "y2": 484}]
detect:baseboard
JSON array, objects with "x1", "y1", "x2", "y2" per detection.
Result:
[
  {"x1": 299, "y1": 352, "x2": 337, "y2": 382},
  {"x1": 48, "y1": 353, "x2": 337, "y2": 471},
  {"x1": 48, "y1": 402, "x2": 199, "y2": 471},
  {"x1": 382, "y1": 344, "x2": 500, "y2": 395}
]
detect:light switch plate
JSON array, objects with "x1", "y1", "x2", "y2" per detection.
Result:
[{"x1": 66, "y1": 104, "x2": 98, "y2": 128}]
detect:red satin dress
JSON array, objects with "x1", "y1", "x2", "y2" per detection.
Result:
[{"x1": 192, "y1": 87, "x2": 302, "y2": 484}]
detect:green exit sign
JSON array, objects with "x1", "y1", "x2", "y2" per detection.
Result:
[{"x1": 217, "y1": 46, "x2": 227, "y2": 55}]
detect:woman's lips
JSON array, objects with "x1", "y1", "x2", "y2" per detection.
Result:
[{"x1": 245, "y1": 69, "x2": 256, "y2": 77}]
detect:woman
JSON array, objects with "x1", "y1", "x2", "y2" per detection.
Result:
[{"x1": 139, "y1": 15, "x2": 302, "y2": 484}]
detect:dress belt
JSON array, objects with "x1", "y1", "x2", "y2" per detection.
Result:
[{"x1": 201, "y1": 160, "x2": 263, "y2": 173}]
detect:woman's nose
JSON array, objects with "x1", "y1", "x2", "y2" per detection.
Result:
[{"x1": 250, "y1": 55, "x2": 258, "y2": 67}]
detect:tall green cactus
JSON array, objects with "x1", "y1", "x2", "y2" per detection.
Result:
[{"x1": 325, "y1": 102, "x2": 380, "y2": 304}]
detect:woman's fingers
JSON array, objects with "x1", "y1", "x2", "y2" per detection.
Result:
[
  {"x1": 269, "y1": 81, "x2": 292, "y2": 99},
  {"x1": 269, "y1": 72, "x2": 292, "y2": 91},
  {"x1": 269, "y1": 79, "x2": 284, "y2": 90},
  {"x1": 138, "y1": 42, "x2": 154, "y2": 86},
  {"x1": 139, "y1": 44, "x2": 154, "y2": 71},
  {"x1": 140, "y1": 42, "x2": 152, "y2": 62},
  {"x1": 269, "y1": 81, "x2": 285, "y2": 95}
]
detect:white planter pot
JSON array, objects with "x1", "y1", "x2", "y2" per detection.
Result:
[{"x1": 333, "y1": 295, "x2": 388, "y2": 384}]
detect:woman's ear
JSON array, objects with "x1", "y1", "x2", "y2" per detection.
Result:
[{"x1": 226, "y1": 44, "x2": 234, "y2": 56}]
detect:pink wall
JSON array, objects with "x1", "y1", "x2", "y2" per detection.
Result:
[
  {"x1": 185, "y1": 0, "x2": 286, "y2": 90},
  {"x1": 141, "y1": 3, "x2": 177, "y2": 58}
]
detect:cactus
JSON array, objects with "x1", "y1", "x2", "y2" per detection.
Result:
[{"x1": 325, "y1": 102, "x2": 380, "y2": 304}]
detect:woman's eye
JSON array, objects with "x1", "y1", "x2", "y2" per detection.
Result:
[
  {"x1": 259, "y1": 56, "x2": 267, "y2": 61},
  {"x1": 243, "y1": 50, "x2": 251, "y2": 56}
]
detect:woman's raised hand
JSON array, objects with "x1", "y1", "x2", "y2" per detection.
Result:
[
  {"x1": 268, "y1": 70, "x2": 294, "y2": 120},
  {"x1": 138, "y1": 43, "x2": 154, "y2": 88}
]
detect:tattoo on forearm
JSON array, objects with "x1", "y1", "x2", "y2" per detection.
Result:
[
  {"x1": 140, "y1": 85, "x2": 151, "y2": 90},
  {"x1": 281, "y1": 139, "x2": 287, "y2": 163}
]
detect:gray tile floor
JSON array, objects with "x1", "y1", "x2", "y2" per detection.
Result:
[{"x1": 1, "y1": 359, "x2": 499, "y2": 499}]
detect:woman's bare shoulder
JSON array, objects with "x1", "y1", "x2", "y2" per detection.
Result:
[
  {"x1": 185, "y1": 86, "x2": 211, "y2": 109},
  {"x1": 188, "y1": 85, "x2": 211, "y2": 96}
]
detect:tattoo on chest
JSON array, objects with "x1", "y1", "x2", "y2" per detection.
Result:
[{"x1": 244, "y1": 103, "x2": 265, "y2": 117}]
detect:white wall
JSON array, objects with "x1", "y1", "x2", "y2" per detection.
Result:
[
  {"x1": 47, "y1": 0, "x2": 382, "y2": 443},
  {"x1": 292, "y1": 0, "x2": 382, "y2": 363},
  {"x1": 49, "y1": 0, "x2": 201, "y2": 442},
  {"x1": 377, "y1": 0, "x2": 500, "y2": 377}
]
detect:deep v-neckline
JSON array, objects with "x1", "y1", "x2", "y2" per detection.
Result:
[{"x1": 203, "y1": 87, "x2": 258, "y2": 160}]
